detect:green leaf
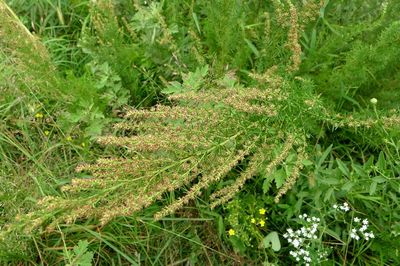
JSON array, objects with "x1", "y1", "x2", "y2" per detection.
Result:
[
  {"x1": 192, "y1": 12, "x2": 201, "y2": 34},
  {"x1": 323, "y1": 187, "x2": 334, "y2": 202},
  {"x1": 302, "y1": 159, "x2": 313, "y2": 166},
  {"x1": 162, "y1": 81, "x2": 183, "y2": 95},
  {"x1": 74, "y1": 240, "x2": 89, "y2": 255},
  {"x1": 377, "y1": 152, "x2": 386, "y2": 170},
  {"x1": 317, "y1": 144, "x2": 332, "y2": 169},
  {"x1": 369, "y1": 181, "x2": 378, "y2": 195},
  {"x1": 263, "y1": 231, "x2": 281, "y2": 251},
  {"x1": 230, "y1": 236, "x2": 246, "y2": 253},
  {"x1": 244, "y1": 38, "x2": 260, "y2": 57},
  {"x1": 217, "y1": 216, "x2": 224, "y2": 238},
  {"x1": 320, "y1": 177, "x2": 340, "y2": 185},
  {"x1": 341, "y1": 181, "x2": 354, "y2": 192},
  {"x1": 336, "y1": 159, "x2": 350, "y2": 177},
  {"x1": 373, "y1": 176, "x2": 386, "y2": 183},
  {"x1": 274, "y1": 169, "x2": 286, "y2": 189},
  {"x1": 263, "y1": 178, "x2": 272, "y2": 193}
]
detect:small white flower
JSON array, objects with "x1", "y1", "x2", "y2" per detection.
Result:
[
  {"x1": 333, "y1": 204, "x2": 338, "y2": 209},
  {"x1": 370, "y1": 98, "x2": 378, "y2": 104},
  {"x1": 342, "y1": 206, "x2": 350, "y2": 212},
  {"x1": 313, "y1": 235, "x2": 317, "y2": 239},
  {"x1": 360, "y1": 225, "x2": 368, "y2": 232},
  {"x1": 362, "y1": 219, "x2": 369, "y2": 225},
  {"x1": 369, "y1": 232, "x2": 375, "y2": 238},
  {"x1": 350, "y1": 232, "x2": 359, "y2": 240},
  {"x1": 354, "y1": 217, "x2": 361, "y2": 223},
  {"x1": 293, "y1": 239, "x2": 300, "y2": 248}
]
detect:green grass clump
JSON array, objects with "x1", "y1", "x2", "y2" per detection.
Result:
[{"x1": 1, "y1": 0, "x2": 399, "y2": 265}]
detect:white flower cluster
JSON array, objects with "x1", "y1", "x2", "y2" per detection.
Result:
[
  {"x1": 283, "y1": 214, "x2": 321, "y2": 265},
  {"x1": 333, "y1": 202, "x2": 350, "y2": 212},
  {"x1": 350, "y1": 217, "x2": 375, "y2": 241}
]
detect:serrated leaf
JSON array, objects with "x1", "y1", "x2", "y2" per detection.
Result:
[
  {"x1": 274, "y1": 169, "x2": 286, "y2": 189},
  {"x1": 78, "y1": 252, "x2": 94, "y2": 266},
  {"x1": 263, "y1": 179, "x2": 272, "y2": 193},
  {"x1": 263, "y1": 231, "x2": 281, "y2": 251},
  {"x1": 74, "y1": 240, "x2": 89, "y2": 255},
  {"x1": 162, "y1": 81, "x2": 183, "y2": 95}
]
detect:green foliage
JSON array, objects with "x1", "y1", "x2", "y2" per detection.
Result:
[
  {"x1": 1, "y1": 0, "x2": 400, "y2": 265},
  {"x1": 64, "y1": 240, "x2": 94, "y2": 266}
]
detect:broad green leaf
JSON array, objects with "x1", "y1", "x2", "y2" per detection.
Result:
[
  {"x1": 162, "y1": 81, "x2": 183, "y2": 95},
  {"x1": 263, "y1": 231, "x2": 281, "y2": 251},
  {"x1": 320, "y1": 178, "x2": 340, "y2": 185},
  {"x1": 341, "y1": 181, "x2": 354, "y2": 192},
  {"x1": 274, "y1": 169, "x2": 286, "y2": 189},
  {"x1": 302, "y1": 159, "x2": 313, "y2": 166},
  {"x1": 369, "y1": 181, "x2": 378, "y2": 195},
  {"x1": 317, "y1": 144, "x2": 332, "y2": 169},
  {"x1": 324, "y1": 187, "x2": 334, "y2": 202},
  {"x1": 336, "y1": 159, "x2": 350, "y2": 177},
  {"x1": 373, "y1": 176, "x2": 386, "y2": 183},
  {"x1": 377, "y1": 152, "x2": 386, "y2": 170}
]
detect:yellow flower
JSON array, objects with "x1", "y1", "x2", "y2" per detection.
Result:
[
  {"x1": 66, "y1": 136, "x2": 72, "y2": 141},
  {"x1": 259, "y1": 208, "x2": 266, "y2": 215},
  {"x1": 35, "y1": 113, "x2": 44, "y2": 118},
  {"x1": 81, "y1": 142, "x2": 86, "y2": 147},
  {"x1": 259, "y1": 220, "x2": 265, "y2": 227},
  {"x1": 228, "y1": 229, "x2": 235, "y2": 236},
  {"x1": 44, "y1": 130, "x2": 50, "y2": 136},
  {"x1": 251, "y1": 218, "x2": 256, "y2": 224}
]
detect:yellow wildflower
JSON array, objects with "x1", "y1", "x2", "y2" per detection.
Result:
[
  {"x1": 259, "y1": 208, "x2": 266, "y2": 215},
  {"x1": 44, "y1": 130, "x2": 50, "y2": 136},
  {"x1": 66, "y1": 136, "x2": 72, "y2": 142},
  {"x1": 81, "y1": 142, "x2": 86, "y2": 147},
  {"x1": 228, "y1": 229, "x2": 235, "y2": 236},
  {"x1": 35, "y1": 113, "x2": 44, "y2": 118},
  {"x1": 251, "y1": 218, "x2": 256, "y2": 224},
  {"x1": 259, "y1": 220, "x2": 265, "y2": 227}
]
